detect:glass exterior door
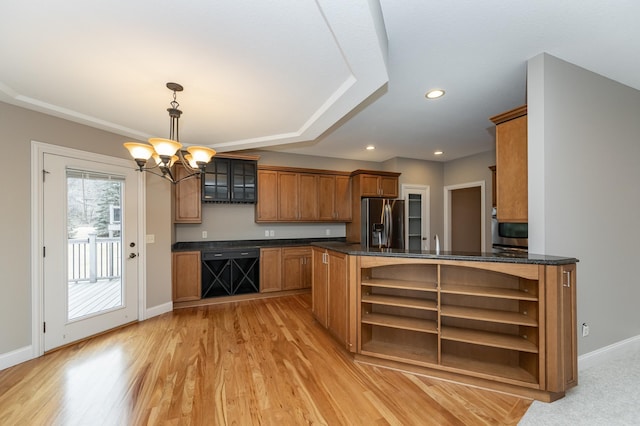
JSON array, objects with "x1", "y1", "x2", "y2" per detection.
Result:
[
  {"x1": 43, "y1": 153, "x2": 139, "y2": 351},
  {"x1": 66, "y1": 170, "x2": 124, "y2": 320}
]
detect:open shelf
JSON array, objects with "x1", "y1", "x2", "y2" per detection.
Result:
[
  {"x1": 440, "y1": 305, "x2": 537, "y2": 327},
  {"x1": 440, "y1": 283, "x2": 537, "y2": 301},
  {"x1": 441, "y1": 326, "x2": 538, "y2": 353},
  {"x1": 361, "y1": 339, "x2": 438, "y2": 365},
  {"x1": 353, "y1": 257, "x2": 578, "y2": 401},
  {"x1": 361, "y1": 312, "x2": 437, "y2": 334},
  {"x1": 361, "y1": 278, "x2": 437, "y2": 292},
  {"x1": 362, "y1": 294, "x2": 437, "y2": 311},
  {"x1": 441, "y1": 352, "x2": 539, "y2": 385}
]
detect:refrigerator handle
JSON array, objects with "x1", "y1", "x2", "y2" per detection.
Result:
[{"x1": 384, "y1": 201, "x2": 392, "y2": 248}]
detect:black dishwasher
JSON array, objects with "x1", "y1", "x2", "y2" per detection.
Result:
[{"x1": 201, "y1": 249, "x2": 259, "y2": 298}]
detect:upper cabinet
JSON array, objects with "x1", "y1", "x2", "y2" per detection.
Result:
[
  {"x1": 353, "y1": 171, "x2": 399, "y2": 198},
  {"x1": 278, "y1": 171, "x2": 319, "y2": 221},
  {"x1": 174, "y1": 163, "x2": 202, "y2": 224},
  {"x1": 174, "y1": 153, "x2": 259, "y2": 223},
  {"x1": 491, "y1": 106, "x2": 528, "y2": 223},
  {"x1": 318, "y1": 174, "x2": 352, "y2": 221},
  {"x1": 255, "y1": 166, "x2": 352, "y2": 223},
  {"x1": 256, "y1": 169, "x2": 278, "y2": 221},
  {"x1": 202, "y1": 156, "x2": 258, "y2": 204}
]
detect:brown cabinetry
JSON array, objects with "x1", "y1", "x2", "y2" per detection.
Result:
[
  {"x1": 256, "y1": 166, "x2": 351, "y2": 223},
  {"x1": 346, "y1": 170, "x2": 401, "y2": 243},
  {"x1": 491, "y1": 106, "x2": 527, "y2": 223},
  {"x1": 173, "y1": 164, "x2": 202, "y2": 224},
  {"x1": 260, "y1": 246, "x2": 313, "y2": 293},
  {"x1": 312, "y1": 248, "x2": 353, "y2": 350},
  {"x1": 172, "y1": 251, "x2": 201, "y2": 302},
  {"x1": 256, "y1": 169, "x2": 278, "y2": 221},
  {"x1": 357, "y1": 173, "x2": 398, "y2": 197},
  {"x1": 312, "y1": 248, "x2": 328, "y2": 327},
  {"x1": 355, "y1": 255, "x2": 577, "y2": 401},
  {"x1": 282, "y1": 247, "x2": 312, "y2": 290},
  {"x1": 318, "y1": 175, "x2": 352, "y2": 221},
  {"x1": 277, "y1": 172, "x2": 299, "y2": 221},
  {"x1": 545, "y1": 262, "x2": 578, "y2": 391},
  {"x1": 282, "y1": 173, "x2": 318, "y2": 221},
  {"x1": 259, "y1": 247, "x2": 282, "y2": 293}
]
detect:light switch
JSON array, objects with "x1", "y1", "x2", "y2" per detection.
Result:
[
  {"x1": 202, "y1": 231, "x2": 208, "y2": 239},
  {"x1": 145, "y1": 234, "x2": 155, "y2": 244}
]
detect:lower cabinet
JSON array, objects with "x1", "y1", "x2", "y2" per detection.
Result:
[
  {"x1": 172, "y1": 251, "x2": 201, "y2": 302},
  {"x1": 260, "y1": 246, "x2": 312, "y2": 293},
  {"x1": 312, "y1": 247, "x2": 352, "y2": 350},
  {"x1": 282, "y1": 247, "x2": 312, "y2": 290},
  {"x1": 546, "y1": 262, "x2": 578, "y2": 391},
  {"x1": 260, "y1": 247, "x2": 282, "y2": 293}
]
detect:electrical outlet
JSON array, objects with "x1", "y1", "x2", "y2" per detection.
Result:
[
  {"x1": 202, "y1": 231, "x2": 207, "y2": 239},
  {"x1": 582, "y1": 323, "x2": 590, "y2": 337},
  {"x1": 264, "y1": 229, "x2": 269, "y2": 237},
  {"x1": 269, "y1": 230, "x2": 275, "y2": 237},
  {"x1": 325, "y1": 228, "x2": 331, "y2": 236}
]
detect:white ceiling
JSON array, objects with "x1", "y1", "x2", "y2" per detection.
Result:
[{"x1": 2, "y1": 0, "x2": 640, "y2": 163}]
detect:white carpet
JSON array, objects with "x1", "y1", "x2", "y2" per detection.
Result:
[{"x1": 519, "y1": 345, "x2": 640, "y2": 425}]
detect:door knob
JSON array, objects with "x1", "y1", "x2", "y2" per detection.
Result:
[{"x1": 129, "y1": 253, "x2": 137, "y2": 259}]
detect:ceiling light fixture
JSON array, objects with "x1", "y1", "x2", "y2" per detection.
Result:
[
  {"x1": 366, "y1": 145, "x2": 376, "y2": 150},
  {"x1": 123, "y1": 82, "x2": 216, "y2": 184},
  {"x1": 425, "y1": 89, "x2": 445, "y2": 99},
  {"x1": 434, "y1": 150, "x2": 444, "y2": 156}
]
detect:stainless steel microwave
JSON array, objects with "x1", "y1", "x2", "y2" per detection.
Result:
[{"x1": 491, "y1": 208, "x2": 528, "y2": 251}]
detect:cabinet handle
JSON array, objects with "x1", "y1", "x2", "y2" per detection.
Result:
[{"x1": 563, "y1": 270, "x2": 571, "y2": 288}]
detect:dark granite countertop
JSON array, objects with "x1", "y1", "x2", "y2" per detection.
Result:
[
  {"x1": 311, "y1": 241, "x2": 578, "y2": 266},
  {"x1": 172, "y1": 237, "x2": 346, "y2": 252}
]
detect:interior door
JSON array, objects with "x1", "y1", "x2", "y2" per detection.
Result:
[
  {"x1": 451, "y1": 186, "x2": 482, "y2": 252},
  {"x1": 43, "y1": 153, "x2": 139, "y2": 351}
]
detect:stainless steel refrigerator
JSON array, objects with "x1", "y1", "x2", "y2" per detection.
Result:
[{"x1": 361, "y1": 198, "x2": 405, "y2": 249}]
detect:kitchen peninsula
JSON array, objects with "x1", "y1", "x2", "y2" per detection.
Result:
[{"x1": 311, "y1": 241, "x2": 578, "y2": 402}]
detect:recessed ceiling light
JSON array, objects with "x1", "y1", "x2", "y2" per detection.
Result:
[
  {"x1": 366, "y1": 145, "x2": 375, "y2": 150},
  {"x1": 434, "y1": 150, "x2": 444, "y2": 156},
  {"x1": 425, "y1": 89, "x2": 445, "y2": 99}
]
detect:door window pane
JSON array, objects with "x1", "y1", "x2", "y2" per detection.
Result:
[{"x1": 66, "y1": 170, "x2": 124, "y2": 320}]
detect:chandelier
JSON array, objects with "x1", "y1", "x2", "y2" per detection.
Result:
[{"x1": 123, "y1": 82, "x2": 216, "y2": 183}]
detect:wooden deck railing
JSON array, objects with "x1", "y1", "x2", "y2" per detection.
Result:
[{"x1": 68, "y1": 234, "x2": 121, "y2": 283}]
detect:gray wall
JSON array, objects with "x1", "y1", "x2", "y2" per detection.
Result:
[
  {"x1": 0, "y1": 101, "x2": 172, "y2": 355},
  {"x1": 528, "y1": 53, "x2": 640, "y2": 354},
  {"x1": 444, "y1": 150, "x2": 496, "y2": 250}
]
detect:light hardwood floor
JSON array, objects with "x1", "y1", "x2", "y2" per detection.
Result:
[{"x1": 0, "y1": 294, "x2": 532, "y2": 425}]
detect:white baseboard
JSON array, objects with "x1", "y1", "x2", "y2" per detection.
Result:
[
  {"x1": 0, "y1": 345, "x2": 34, "y2": 371},
  {"x1": 145, "y1": 301, "x2": 173, "y2": 319},
  {"x1": 579, "y1": 334, "x2": 640, "y2": 372}
]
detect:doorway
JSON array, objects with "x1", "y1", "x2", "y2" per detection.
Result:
[
  {"x1": 401, "y1": 184, "x2": 430, "y2": 250},
  {"x1": 443, "y1": 181, "x2": 486, "y2": 252},
  {"x1": 32, "y1": 142, "x2": 145, "y2": 354}
]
